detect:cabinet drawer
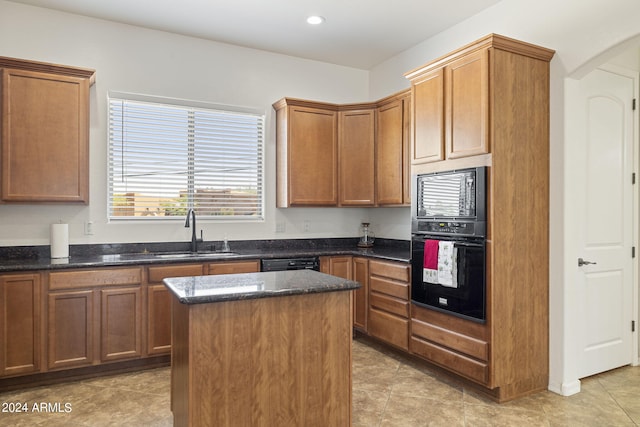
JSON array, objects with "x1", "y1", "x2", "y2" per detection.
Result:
[
  {"x1": 368, "y1": 308, "x2": 408, "y2": 351},
  {"x1": 370, "y1": 276, "x2": 408, "y2": 300},
  {"x1": 49, "y1": 268, "x2": 142, "y2": 290},
  {"x1": 369, "y1": 260, "x2": 410, "y2": 282},
  {"x1": 412, "y1": 318, "x2": 488, "y2": 361},
  {"x1": 208, "y1": 260, "x2": 260, "y2": 275},
  {"x1": 147, "y1": 264, "x2": 204, "y2": 284},
  {"x1": 370, "y1": 292, "x2": 409, "y2": 318},
  {"x1": 410, "y1": 336, "x2": 488, "y2": 385}
]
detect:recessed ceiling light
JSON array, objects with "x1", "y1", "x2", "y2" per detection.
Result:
[{"x1": 306, "y1": 15, "x2": 325, "y2": 25}]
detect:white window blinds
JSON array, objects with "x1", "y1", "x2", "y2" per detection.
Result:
[{"x1": 108, "y1": 95, "x2": 264, "y2": 220}]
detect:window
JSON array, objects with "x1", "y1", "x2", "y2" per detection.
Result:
[{"x1": 108, "y1": 93, "x2": 264, "y2": 220}]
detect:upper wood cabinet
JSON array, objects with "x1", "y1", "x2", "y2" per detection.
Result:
[
  {"x1": 407, "y1": 40, "x2": 490, "y2": 164},
  {"x1": 445, "y1": 49, "x2": 489, "y2": 159},
  {"x1": 376, "y1": 92, "x2": 411, "y2": 205},
  {"x1": 273, "y1": 99, "x2": 338, "y2": 207},
  {"x1": 339, "y1": 108, "x2": 375, "y2": 206},
  {"x1": 273, "y1": 90, "x2": 410, "y2": 208},
  {"x1": 411, "y1": 68, "x2": 444, "y2": 164},
  {"x1": 0, "y1": 57, "x2": 95, "y2": 203}
]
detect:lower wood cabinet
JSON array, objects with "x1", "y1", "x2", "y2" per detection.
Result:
[
  {"x1": 367, "y1": 260, "x2": 410, "y2": 351},
  {"x1": 47, "y1": 267, "x2": 142, "y2": 370},
  {"x1": 352, "y1": 257, "x2": 369, "y2": 332},
  {"x1": 321, "y1": 256, "x2": 407, "y2": 339},
  {"x1": 146, "y1": 261, "x2": 260, "y2": 357},
  {"x1": 48, "y1": 290, "x2": 94, "y2": 370},
  {"x1": 0, "y1": 273, "x2": 42, "y2": 377},
  {"x1": 410, "y1": 303, "x2": 489, "y2": 385},
  {"x1": 100, "y1": 287, "x2": 142, "y2": 362},
  {"x1": 146, "y1": 264, "x2": 204, "y2": 356}
]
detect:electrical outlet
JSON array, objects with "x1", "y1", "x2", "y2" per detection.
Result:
[
  {"x1": 303, "y1": 220, "x2": 310, "y2": 232},
  {"x1": 275, "y1": 221, "x2": 286, "y2": 233},
  {"x1": 84, "y1": 221, "x2": 94, "y2": 235}
]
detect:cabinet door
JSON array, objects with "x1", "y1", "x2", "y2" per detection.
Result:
[
  {"x1": 376, "y1": 99, "x2": 405, "y2": 205},
  {"x1": 1, "y1": 68, "x2": 89, "y2": 203},
  {"x1": 286, "y1": 105, "x2": 338, "y2": 206},
  {"x1": 101, "y1": 287, "x2": 142, "y2": 362},
  {"x1": 402, "y1": 97, "x2": 411, "y2": 205},
  {"x1": 320, "y1": 256, "x2": 353, "y2": 279},
  {"x1": 445, "y1": 49, "x2": 489, "y2": 158},
  {"x1": 0, "y1": 273, "x2": 41, "y2": 377},
  {"x1": 147, "y1": 264, "x2": 203, "y2": 356},
  {"x1": 339, "y1": 109, "x2": 375, "y2": 206},
  {"x1": 48, "y1": 290, "x2": 94, "y2": 369},
  {"x1": 352, "y1": 257, "x2": 369, "y2": 332},
  {"x1": 147, "y1": 285, "x2": 171, "y2": 356},
  {"x1": 411, "y1": 68, "x2": 444, "y2": 164}
]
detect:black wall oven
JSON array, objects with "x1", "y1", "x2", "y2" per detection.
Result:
[{"x1": 411, "y1": 167, "x2": 487, "y2": 323}]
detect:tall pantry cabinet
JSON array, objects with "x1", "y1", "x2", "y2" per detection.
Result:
[{"x1": 406, "y1": 34, "x2": 555, "y2": 402}]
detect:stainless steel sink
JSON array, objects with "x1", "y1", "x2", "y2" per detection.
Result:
[
  {"x1": 101, "y1": 251, "x2": 239, "y2": 261},
  {"x1": 153, "y1": 252, "x2": 238, "y2": 259}
]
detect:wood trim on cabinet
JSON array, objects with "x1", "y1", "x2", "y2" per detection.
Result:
[
  {"x1": 0, "y1": 56, "x2": 96, "y2": 85},
  {"x1": 404, "y1": 33, "x2": 554, "y2": 80}
]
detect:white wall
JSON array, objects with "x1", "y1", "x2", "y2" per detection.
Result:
[
  {"x1": 368, "y1": 0, "x2": 640, "y2": 396},
  {"x1": 0, "y1": 0, "x2": 385, "y2": 246}
]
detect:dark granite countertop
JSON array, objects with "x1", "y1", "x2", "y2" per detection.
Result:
[
  {"x1": 0, "y1": 238, "x2": 410, "y2": 273},
  {"x1": 164, "y1": 269, "x2": 360, "y2": 304}
]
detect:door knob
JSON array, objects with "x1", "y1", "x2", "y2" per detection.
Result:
[{"x1": 578, "y1": 257, "x2": 597, "y2": 267}]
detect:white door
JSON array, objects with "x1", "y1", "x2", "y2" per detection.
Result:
[{"x1": 573, "y1": 66, "x2": 636, "y2": 379}]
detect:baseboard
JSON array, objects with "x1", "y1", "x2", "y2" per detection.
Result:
[{"x1": 548, "y1": 379, "x2": 581, "y2": 396}]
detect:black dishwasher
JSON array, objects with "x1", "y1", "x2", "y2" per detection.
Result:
[{"x1": 261, "y1": 257, "x2": 320, "y2": 272}]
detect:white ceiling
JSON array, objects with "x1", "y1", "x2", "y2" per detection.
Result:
[{"x1": 7, "y1": 0, "x2": 501, "y2": 69}]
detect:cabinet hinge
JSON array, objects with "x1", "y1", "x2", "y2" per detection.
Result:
[
  {"x1": 634, "y1": 99, "x2": 637, "y2": 110},
  {"x1": 633, "y1": 247, "x2": 636, "y2": 258},
  {"x1": 633, "y1": 320, "x2": 636, "y2": 332}
]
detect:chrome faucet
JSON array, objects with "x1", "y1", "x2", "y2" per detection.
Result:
[{"x1": 184, "y1": 208, "x2": 203, "y2": 253}]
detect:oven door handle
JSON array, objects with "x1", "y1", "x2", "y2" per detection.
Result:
[
  {"x1": 452, "y1": 241, "x2": 484, "y2": 248},
  {"x1": 413, "y1": 237, "x2": 484, "y2": 248}
]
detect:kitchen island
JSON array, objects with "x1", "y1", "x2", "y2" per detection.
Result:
[{"x1": 164, "y1": 269, "x2": 359, "y2": 427}]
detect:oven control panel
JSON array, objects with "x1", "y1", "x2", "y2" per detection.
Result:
[{"x1": 415, "y1": 221, "x2": 479, "y2": 235}]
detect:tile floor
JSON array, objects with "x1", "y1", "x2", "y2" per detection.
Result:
[{"x1": 1, "y1": 337, "x2": 639, "y2": 426}]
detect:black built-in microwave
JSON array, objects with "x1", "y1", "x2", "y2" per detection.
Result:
[{"x1": 411, "y1": 167, "x2": 487, "y2": 238}]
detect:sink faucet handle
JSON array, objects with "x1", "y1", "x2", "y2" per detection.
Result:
[{"x1": 199, "y1": 229, "x2": 204, "y2": 243}]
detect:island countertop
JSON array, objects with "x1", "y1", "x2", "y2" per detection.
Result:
[{"x1": 163, "y1": 269, "x2": 360, "y2": 304}]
